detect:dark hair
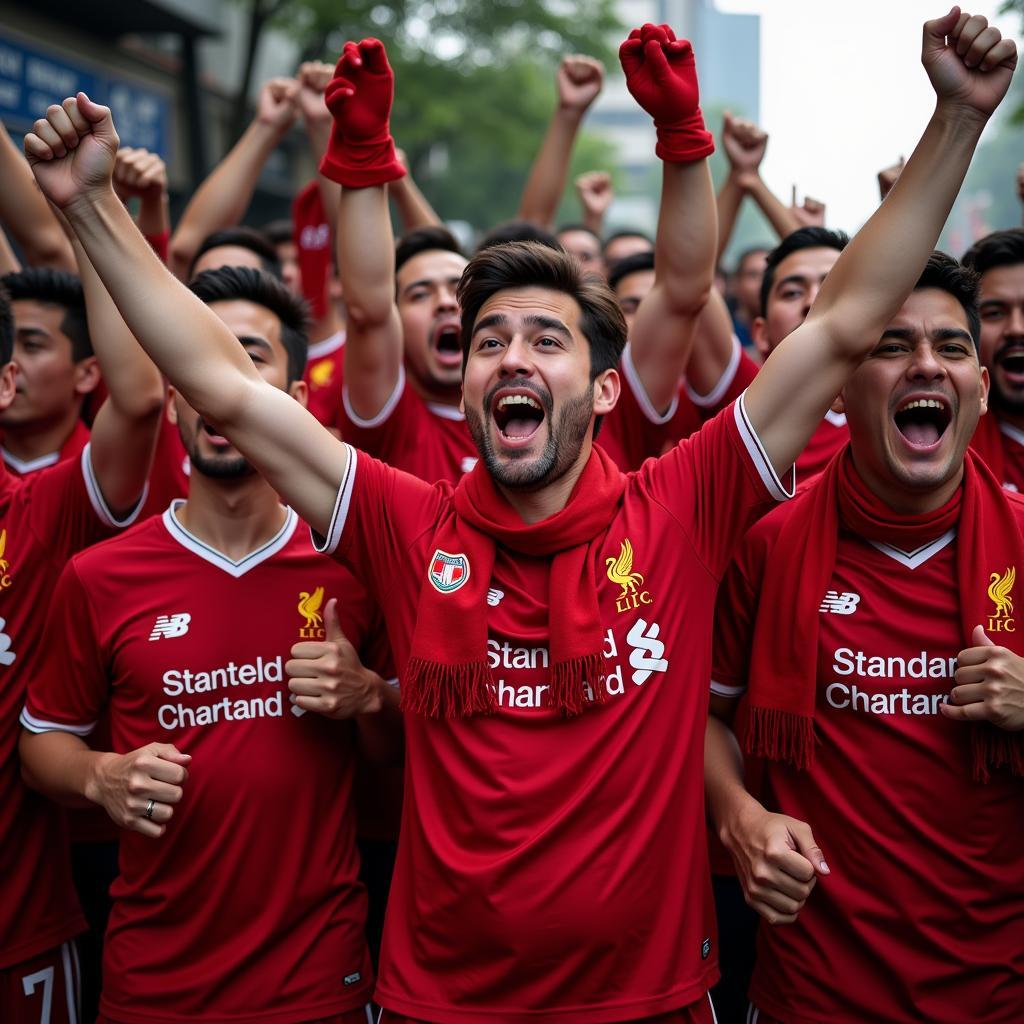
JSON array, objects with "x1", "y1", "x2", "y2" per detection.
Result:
[
  {"x1": 0, "y1": 284, "x2": 12, "y2": 365},
  {"x1": 608, "y1": 250, "x2": 655, "y2": 291},
  {"x1": 395, "y1": 225, "x2": 465, "y2": 274},
  {"x1": 261, "y1": 219, "x2": 294, "y2": 247},
  {"x1": 476, "y1": 221, "x2": 563, "y2": 254},
  {"x1": 557, "y1": 223, "x2": 601, "y2": 244},
  {"x1": 2, "y1": 267, "x2": 91, "y2": 360},
  {"x1": 734, "y1": 245, "x2": 770, "y2": 275},
  {"x1": 189, "y1": 267, "x2": 310, "y2": 383},
  {"x1": 190, "y1": 227, "x2": 283, "y2": 280},
  {"x1": 913, "y1": 251, "x2": 980, "y2": 349},
  {"x1": 962, "y1": 228, "x2": 1024, "y2": 277},
  {"x1": 601, "y1": 229, "x2": 653, "y2": 256},
  {"x1": 760, "y1": 226, "x2": 850, "y2": 315}
]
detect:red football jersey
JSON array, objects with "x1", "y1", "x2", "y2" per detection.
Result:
[
  {"x1": 1, "y1": 417, "x2": 90, "y2": 477},
  {"x1": 140, "y1": 409, "x2": 190, "y2": 520},
  {"x1": 794, "y1": 411, "x2": 848, "y2": 482},
  {"x1": 994, "y1": 418, "x2": 1024, "y2": 492},
  {"x1": 22, "y1": 504, "x2": 380, "y2": 1023},
  {"x1": 305, "y1": 330, "x2": 347, "y2": 428},
  {"x1": 0, "y1": 447, "x2": 144, "y2": 968},
  {"x1": 317, "y1": 396, "x2": 791, "y2": 1023},
  {"x1": 713, "y1": 510, "x2": 1024, "y2": 1023}
]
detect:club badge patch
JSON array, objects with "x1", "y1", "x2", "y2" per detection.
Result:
[{"x1": 428, "y1": 549, "x2": 471, "y2": 594}]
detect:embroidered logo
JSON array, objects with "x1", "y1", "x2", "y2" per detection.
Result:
[
  {"x1": 0, "y1": 529, "x2": 13, "y2": 589},
  {"x1": 298, "y1": 586, "x2": 326, "y2": 639},
  {"x1": 487, "y1": 588, "x2": 505, "y2": 607},
  {"x1": 428, "y1": 550, "x2": 470, "y2": 594},
  {"x1": 988, "y1": 567, "x2": 1016, "y2": 633},
  {"x1": 309, "y1": 359, "x2": 335, "y2": 389},
  {"x1": 626, "y1": 618, "x2": 668, "y2": 685},
  {"x1": 149, "y1": 613, "x2": 191, "y2": 640},
  {"x1": 606, "y1": 538, "x2": 652, "y2": 614},
  {"x1": 819, "y1": 591, "x2": 861, "y2": 615}
]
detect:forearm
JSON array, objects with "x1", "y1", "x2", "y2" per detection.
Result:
[
  {"x1": 19, "y1": 730, "x2": 109, "y2": 810},
  {"x1": 716, "y1": 173, "x2": 745, "y2": 263},
  {"x1": 389, "y1": 172, "x2": 441, "y2": 231},
  {"x1": 136, "y1": 191, "x2": 170, "y2": 240},
  {"x1": 518, "y1": 107, "x2": 584, "y2": 228},
  {"x1": 356, "y1": 678, "x2": 403, "y2": 766},
  {"x1": 745, "y1": 175, "x2": 800, "y2": 241},
  {"x1": 0, "y1": 228, "x2": 20, "y2": 275},
  {"x1": 704, "y1": 713, "x2": 761, "y2": 841},
  {"x1": 304, "y1": 117, "x2": 340, "y2": 228}
]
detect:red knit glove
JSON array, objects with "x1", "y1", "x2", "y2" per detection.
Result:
[
  {"x1": 619, "y1": 23, "x2": 713, "y2": 163},
  {"x1": 319, "y1": 38, "x2": 406, "y2": 188}
]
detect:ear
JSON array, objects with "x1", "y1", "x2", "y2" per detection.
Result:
[
  {"x1": 0, "y1": 362, "x2": 17, "y2": 412},
  {"x1": 73, "y1": 355, "x2": 101, "y2": 396},
  {"x1": 979, "y1": 364, "x2": 990, "y2": 417},
  {"x1": 593, "y1": 366, "x2": 620, "y2": 418},
  {"x1": 751, "y1": 317, "x2": 771, "y2": 361},
  {"x1": 288, "y1": 378, "x2": 309, "y2": 408},
  {"x1": 166, "y1": 386, "x2": 179, "y2": 426}
]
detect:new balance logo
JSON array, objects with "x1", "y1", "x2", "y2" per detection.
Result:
[
  {"x1": 626, "y1": 618, "x2": 668, "y2": 685},
  {"x1": 487, "y1": 588, "x2": 505, "y2": 607},
  {"x1": 149, "y1": 613, "x2": 192, "y2": 640},
  {"x1": 819, "y1": 591, "x2": 860, "y2": 615},
  {"x1": 461, "y1": 456, "x2": 478, "y2": 474}
]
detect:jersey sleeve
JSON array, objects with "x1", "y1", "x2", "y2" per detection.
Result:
[
  {"x1": 635, "y1": 392, "x2": 794, "y2": 579},
  {"x1": 337, "y1": 365, "x2": 423, "y2": 465},
  {"x1": 21, "y1": 560, "x2": 109, "y2": 736},
  {"x1": 711, "y1": 550, "x2": 760, "y2": 699},
  {"x1": 686, "y1": 341, "x2": 760, "y2": 421},
  {"x1": 312, "y1": 443, "x2": 449, "y2": 604}
]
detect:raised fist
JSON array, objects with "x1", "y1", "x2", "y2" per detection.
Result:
[
  {"x1": 722, "y1": 111, "x2": 767, "y2": 178},
  {"x1": 296, "y1": 60, "x2": 333, "y2": 124},
  {"x1": 790, "y1": 187, "x2": 826, "y2": 228},
  {"x1": 24, "y1": 93, "x2": 119, "y2": 210},
  {"x1": 113, "y1": 146, "x2": 167, "y2": 201},
  {"x1": 619, "y1": 23, "x2": 699, "y2": 125},
  {"x1": 575, "y1": 170, "x2": 613, "y2": 218},
  {"x1": 256, "y1": 77, "x2": 300, "y2": 132},
  {"x1": 324, "y1": 38, "x2": 396, "y2": 143},
  {"x1": 922, "y1": 8, "x2": 1016, "y2": 121},
  {"x1": 557, "y1": 55, "x2": 604, "y2": 113}
]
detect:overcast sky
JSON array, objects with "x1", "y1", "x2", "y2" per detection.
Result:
[{"x1": 715, "y1": 0, "x2": 1023, "y2": 232}]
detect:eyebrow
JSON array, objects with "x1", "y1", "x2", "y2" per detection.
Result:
[
  {"x1": 472, "y1": 312, "x2": 572, "y2": 338},
  {"x1": 401, "y1": 275, "x2": 462, "y2": 295},
  {"x1": 237, "y1": 334, "x2": 275, "y2": 354},
  {"x1": 879, "y1": 326, "x2": 973, "y2": 344},
  {"x1": 774, "y1": 273, "x2": 813, "y2": 291},
  {"x1": 979, "y1": 298, "x2": 1008, "y2": 308}
]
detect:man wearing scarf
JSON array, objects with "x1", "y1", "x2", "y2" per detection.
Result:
[
  {"x1": 707, "y1": 252, "x2": 1024, "y2": 1022},
  {"x1": 24, "y1": 8, "x2": 1015, "y2": 1024}
]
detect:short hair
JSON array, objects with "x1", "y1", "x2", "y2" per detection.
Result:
[
  {"x1": 395, "y1": 225, "x2": 465, "y2": 275},
  {"x1": 476, "y1": 221, "x2": 563, "y2": 254},
  {"x1": 913, "y1": 250, "x2": 980, "y2": 350},
  {"x1": 2, "y1": 267, "x2": 92, "y2": 360},
  {"x1": 0, "y1": 283, "x2": 12, "y2": 365},
  {"x1": 457, "y1": 241, "x2": 625, "y2": 383},
  {"x1": 760, "y1": 226, "x2": 850, "y2": 316},
  {"x1": 261, "y1": 219, "x2": 294, "y2": 247},
  {"x1": 608, "y1": 251, "x2": 655, "y2": 292},
  {"x1": 601, "y1": 229, "x2": 653, "y2": 256},
  {"x1": 734, "y1": 245, "x2": 770, "y2": 275},
  {"x1": 962, "y1": 228, "x2": 1024, "y2": 277},
  {"x1": 557, "y1": 223, "x2": 601, "y2": 244},
  {"x1": 188, "y1": 266, "x2": 310, "y2": 383},
  {"x1": 190, "y1": 227, "x2": 283, "y2": 280}
]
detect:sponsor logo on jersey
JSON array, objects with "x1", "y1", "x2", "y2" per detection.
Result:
[
  {"x1": 149, "y1": 613, "x2": 191, "y2": 641},
  {"x1": 487, "y1": 588, "x2": 505, "y2": 607},
  {"x1": 606, "y1": 538, "x2": 652, "y2": 614},
  {"x1": 819, "y1": 590, "x2": 860, "y2": 615},
  {"x1": 987, "y1": 567, "x2": 1016, "y2": 633},
  {"x1": 309, "y1": 359, "x2": 335, "y2": 389},
  {"x1": 626, "y1": 618, "x2": 668, "y2": 685},
  {"x1": 428, "y1": 549, "x2": 470, "y2": 593},
  {"x1": 701, "y1": 937, "x2": 712, "y2": 961},
  {"x1": 0, "y1": 529, "x2": 13, "y2": 589},
  {"x1": 0, "y1": 616, "x2": 16, "y2": 666},
  {"x1": 297, "y1": 585, "x2": 326, "y2": 638},
  {"x1": 460, "y1": 456, "x2": 478, "y2": 474}
]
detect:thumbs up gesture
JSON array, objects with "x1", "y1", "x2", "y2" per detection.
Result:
[
  {"x1": 943, "y1": 624, "x2": 1024, "y2": 730},
  {"x1": 286, "y1": 598, "x2": 386, "y2": 718}
]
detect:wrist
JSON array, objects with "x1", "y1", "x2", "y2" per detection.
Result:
[
  {"x1": 715, "y1": 789, "x2": 764, "y2": 849},
  {"x1": 250, "y1": 117, "x2": 292, "y2": 147},
  {"x1": 63, "y1": 185, "x2": 122, "y2": 228},
  {"x1": 360, "y1": 672, "x2": 386, "y2": 715},
  {"x1": 83, "y1": 750, "x2": 118, "y2": 806},
  {"x1": 555, "y1": 103, "x2": 586, "y2": 124},
  {"x1": 933, "y1": 99, "x2": 989, "y2": 136},
  {"x1": 729, "y1": 168, "x2": 760, "y2": 191}
]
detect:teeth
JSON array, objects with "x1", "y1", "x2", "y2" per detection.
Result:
[
  {"x1": 498, "y1": 394, "x2": 541, "y2": 411},
  {"x1": 900, "y1": 399, "x2": 944, "y2": 412}
]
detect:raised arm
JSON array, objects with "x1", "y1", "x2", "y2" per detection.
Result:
[
  {"x1": 168, "y1": 78, "x2": 300, "y2": 279},
  {"x1": 746, "y1": 8, "x2": 1017, "y2": 477},
  {"x1": 390, "y1": 148, "x2": 442, "y2": 231},
  {"x1": 25, "y1": 95, "x2": 346, "y2": 536},
  {"x1": 620, "y1": 23, "x2": 716, "y2": 413},
  {"x1": 323, "y1": 39, "x2": 408, "y2": 420},
  {"x1": 296, "y1": 61, "x2": 341, "y2": 230},
  {"x1": 0, "y1": 121, "x2": 75, "y2": 271},
  {"x1": 518, "y1": 55, "x2": 604, "y2": 229},
  {"x1": 574, "y1": 170, "x2": 613, "y2": 236},
  {"x1": 112, "y1": 147, "x2": 170, "y2": 245},
  {"x1": 716, "y1": 112, "x2": 773, "y2": 262}
]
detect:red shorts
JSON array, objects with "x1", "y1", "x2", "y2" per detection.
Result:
[
  {"x1": 0, "y1": 942, "x2": 81, "y2": 1024},
  {"x1": 100, "y1": 1007, "x2": 374, "y2": 1024},
  {"x1": 379, "y1": 993, "x2": 718, "y2": 1024}
]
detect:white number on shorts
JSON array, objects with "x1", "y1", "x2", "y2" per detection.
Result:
[{"x1": 21, "y1": 965, "x2": 54, "y2": 1024}]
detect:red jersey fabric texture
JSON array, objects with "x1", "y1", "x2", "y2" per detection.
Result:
[
  {"x1": 316, "y1": 396, "x2": 791, "y2": 1023},
  {"x1": 970, "y1": 411, "x2": 1024, "y2": 493},
  {"x1": 305, "y1": 330, "x2": 347, "y2": 427},
  {"x1": 713, "y1": 508, "x2": 1024, "y2": 1023},
  {"x1": 1, "y1": 417, "x2": 90, "y2": 477},
  {"x1": 22, "y1": 505, "x2": 381, "y2": 1024},
  {"x1": 0, "y1": 447, "x2": 144, "y2": 969}
]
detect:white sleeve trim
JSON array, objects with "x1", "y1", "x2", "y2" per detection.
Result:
[
  {"x1": 312, "y1": 444, "x2": 357, "y2": 556},
  {"x1": 20, "y1": 707, "x2": 96, "y2": 736},
  {"x1": 620, "y1": 342, "x2": 679, "y2": 425},
  {"x1": 342, "y1": 365, "x2": 406, "y2": 429},
  {"x1": 385, "y1": 676, "x2": 400, "y2": 690},
  {"x1": 686, "y1": 334, "x2": 742, "y2": 409},
  {"x1": 81, "y1": 443, "x2": 148, "y2": 529},
  {"x1": 710, "y1": 679, "x2": 746, "y2": 698},
  {"x1": 733, "y1": 392, "x2": 795, "y2": 503}
]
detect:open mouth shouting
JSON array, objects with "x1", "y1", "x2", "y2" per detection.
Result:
[
  {"x1": 430, "y1": 318, "x2": 464, "y2": 369},
  {"x1": 491, "y1": 387, "x2": 548, "y2": 449},
  {"x1": 995, "y1": 344, "x2": 1024, "y2": 389},
  {"x1": 199, "y1": 417, "x2": 233, "y2": 448},
  {"x1": 892, "y1": 394, "x2": 953, "y2": 452}
]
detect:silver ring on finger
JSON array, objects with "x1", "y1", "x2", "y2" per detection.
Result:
[{"x1": 144, "y1": 798, "x2": 156, "y2": 821}]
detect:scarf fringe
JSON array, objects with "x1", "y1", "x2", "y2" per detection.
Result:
[
  {"x1": 549, "y1": 653, "x2": 607, "y2": 716},
  {"x1": 401, "y1": 658, "x2": 497, "y2": 718},
  {"x1": 742, "y1": 705, "x2": 815, "y2": 771},
  {"x1": 971, "y1": 727, "x2": 1024, "y2": 783}
]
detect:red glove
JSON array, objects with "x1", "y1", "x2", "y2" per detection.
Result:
[
  {"x1": 319, "y1": 38, "x2": 407, "y2": 188},
  {"x1": 619, "y1": 23, "x2": 713, "y2": 163}
]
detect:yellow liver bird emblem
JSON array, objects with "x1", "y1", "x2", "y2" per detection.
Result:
[
  {"x1": 988, "y1": 567, "x2": 1015, "y2": 619},
  {"x1": 297, "y1": 586, "x2": 325, "y2": 630},
  {"x1": 0, "y1": 529, "x2": 9, "y2": 575},
  {"x1": 606, "y1": 538, "x2": 644, "y2": 599},
  {"x1": 310, "y1": 360, "x2": 334, "y2": 389}
]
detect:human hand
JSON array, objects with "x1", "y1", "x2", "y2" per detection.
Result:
[
  {"x1": 296, "y1": 60, "x2": 333, "y2": 125},
  {"x1": 286, "y1": 598, "x2": 385, "y2": 718},
  {"x1": 575, "y1": 170, "x2": 613, "y2": 218},
  {"x1": 877, "y1": 156, "x2": 905, "y2": 200},
  {"x1": 790, "y1": 186, "x2": 826, "y2": 227},
  {"x1": 256, "y1": 77, "x2": 300, "y2": 133},
  {"x1": 24, "y1": 93, "x2": 120, "y2": 210},
  {"x1": 722, "y1": 111, "x2": 767, "y2": 182},
  {"x1": 943, "y1": 624, "x2": 1024, "y2": 730},
  {"x1": 557, "y1": 55, "x2": 604, "y2": 113},
  {"x1": 112, "y1": 147, "x2": 167, "y2": 202},
  {"x1": 87, "y1": 742, "x2": 190, "y2": 837}
]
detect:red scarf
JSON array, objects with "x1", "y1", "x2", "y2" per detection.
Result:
[
  {"x1": 292, "y1": 181, "x2": 330, "y2": 321},
  {"x1": 969, "y1": 411, "x2": 1005, "y2": 485},
  {"x1": 403, "y1": 446, "x2": 626, "y2": 717},
  {"x1": 740, "y1": 447, "x2": 1024, "y2": 781}
]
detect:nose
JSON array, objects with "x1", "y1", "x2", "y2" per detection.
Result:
[
  {"x1": 1006, "y1": 305, "x2": 1024, "y2": 339},
  {"x1": 802, "y1": 283, "x2": 822, "y2": 318},
  {"x1": 437, "y1": 284, "x2": 458, "y2": 313},
  {"x1": 498, "y1": 335, "x2": 534, "y2": 378},
  {"x1": 907, "y1": 342, "x2": 947, "y2": 382}
]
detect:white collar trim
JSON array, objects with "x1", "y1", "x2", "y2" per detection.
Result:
[
  {"x1": 2, "y1": 447, "x2": 60, "y2": 474},
  {"x1": 868, "y1": 528, "x2": 956, "y2": 570},
  {"x1": 426, "y1": 402, "x2": 465, "y2": 421},
  {"x1": 161, "y1": 500, "x2": 297, "y2": 577},
  {"x1": 824, "y1": 409, "x2": 848, "y2": 428},
  {"x1": 998, "y1": 418, "x2": 1024, "y2": 448},
  {"x1": 307, "y1": 330, "x2": 346, "y2": 360}
]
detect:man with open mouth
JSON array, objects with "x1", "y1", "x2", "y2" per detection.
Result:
[{"x1": 24, "y1": 8, "x2": 1015, "y2": 1024}]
